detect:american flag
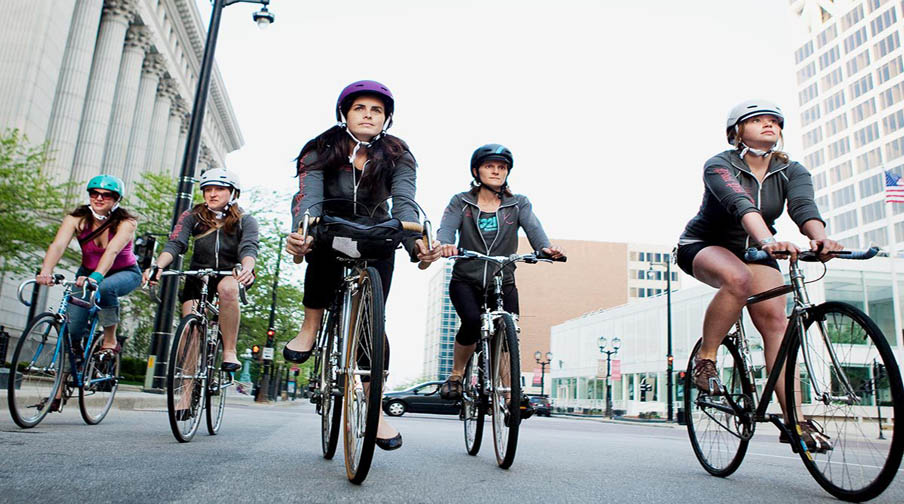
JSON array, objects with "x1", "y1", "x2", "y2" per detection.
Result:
[{"x1": 886, "y1": 170, "x2": 904, "y2": 203}]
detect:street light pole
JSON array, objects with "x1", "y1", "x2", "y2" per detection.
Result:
[
  {"x1": 649, "y1": 257, "x2": 674, "y2": 422},
  {"x1": 258, "y1": 233, "x2": 284, "y2": 403},
  {"x1": 598, "y1": 336, "x2": 620, "y2": 419},
  {"x1": 147, "y1": 0, "x2": 274, "y2": 391},
  {"x1": 534, "y1": 351, "x2": 552, "y2": 396}
]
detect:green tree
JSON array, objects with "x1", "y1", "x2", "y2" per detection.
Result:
[{"x1": 0, "y1": 129, "x2": 76, "y2": 279}]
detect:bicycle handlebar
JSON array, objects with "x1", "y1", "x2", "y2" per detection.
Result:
[
  {"x1": 450, "y1": 248, "x2": 567, "y2": 266},
  {"x1": 291, "y1": 212, "x2": 433, "y2": 264},
  {"x1": 18, "y1": 275, "x2": 97, "y2": 308},
  {"x1": 154, "y1": 264, "x2": 248, "y2": 304},
  {"x1": 744, "y1": 246, "x2": 880, "y2": 263}
]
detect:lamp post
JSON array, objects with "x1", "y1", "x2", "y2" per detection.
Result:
[
  {"x1": 598, "y1": 336, "x2": 620, "y2": 419},
  {"x1": 534, "y1": 350, "x2": 552, "y2": 396},
  {"x1": 648, "y1": 256, "x2": 674, "y2": 422},
  {"x1": 148, "y1": 0, "x2": 275, "y2": 390}
]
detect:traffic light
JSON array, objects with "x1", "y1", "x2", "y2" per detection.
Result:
[
  {"x1": 267, "y1": 329, "x2": 275, "y2": 337},
  {"x1": 667, "y1": 355, "x2": 674, "y2": 366},
  {"x1": 678, "y1": 371, "x2": 686, "y2": 380},
  {"x1": 251, "y1": 344, "x2": 261, "y2": 359}
]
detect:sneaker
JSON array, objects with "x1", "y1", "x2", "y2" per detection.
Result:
[
  {"x1": 693, "y1": 357, "x2": 722, "y2": 394},
  {"x1": 780, "y1": 420, "x2": 833, "y2": 453}
]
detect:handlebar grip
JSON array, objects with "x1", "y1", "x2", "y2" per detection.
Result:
[
  {"x1": 842, "y1": 246, "x2": 880, "y2": 260},
  {"x1": 744, "y1": 248, "x2": 770, "y2": 262},
  {"x1": 536, "y1": 250, "x2": 567, "y2": 262}
]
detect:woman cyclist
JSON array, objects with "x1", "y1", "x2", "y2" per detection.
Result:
[
  {"x1": 676, "y1": 99, "x2": 841, "y2": 451},
  {"x1": 36, "y1": 175, "x2": 141, "y2": 410},
  {"x1": 284, "y1": 80, "x2": 440, "y2": 451},
  {"x1": 144, "y1": 168, "x2": 259, "y2": 373},
  {"x1": 434, "y1": 144, "x2": 563, "y2": 402}
]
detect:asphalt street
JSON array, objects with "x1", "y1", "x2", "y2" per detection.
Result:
[{"x1": 1, "y1": 400, "x2": 902, "y2": 503}]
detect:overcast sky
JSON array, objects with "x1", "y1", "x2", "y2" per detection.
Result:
[{"x1": 197, "y1": 0, "x2": 809, "y2": 386}]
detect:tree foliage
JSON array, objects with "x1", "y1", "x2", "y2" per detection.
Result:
[{"x1": 0, "y1": 129, "x2": 77, "y2": 278}]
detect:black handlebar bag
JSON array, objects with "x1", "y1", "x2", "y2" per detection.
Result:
[{"x1": 313, "y1": 215, "x2": 405, "y2": 261}]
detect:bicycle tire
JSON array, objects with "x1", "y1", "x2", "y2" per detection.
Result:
[
  {"x1": 206, "y1": 331, "x2": 227, "y2": 435},
  {"x1": 7, "y1": 313, "x2": 66, "y2": 428},
  {"x1": 167, "y1": 314, "x2": 207, "y2": 443},
  {"x1": 343, "y1": 266, "x2": 384, "y2": 484},
  {"x1": 462, "y1": 349, "x2": 485, "y2": 456},
  {"x1": 491, "y1": 313, "x2": 520, "y2": 469},
  {"x1": 78, "y1": 333, "x2": 120, "y2": 425},
  {"x1": 685, "y1": 335, "x2": 753, "y2": 477},
  {"x1": 318, "y1": 310, "x2": 342, "y2": 459},
  {"x1": 786, "y1": 301, "x2": 904, "y2": 502}
]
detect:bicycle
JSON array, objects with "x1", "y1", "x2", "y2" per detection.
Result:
[
  {"x1": 685, "y1": 247, "x2": 904, "y2": 502},
  {"x1": 156, "y1": 265, "x2": 246, "y2": 443},
  {"x1": 8, "y1": 276, "x2": 120, "y2": 428},
  {"x1": 297, "y1": 208, "x2": 432, "y2": 484},
  {"x1": 450, "y1": 248, "x2": 566, "y2": 469}
]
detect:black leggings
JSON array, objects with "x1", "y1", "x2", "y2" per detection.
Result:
[
  {"x1": 303, "y1": 248, "x2": 394, "y2": 374},
  {"x1": 449, "y1": 280, "x2": 519, "y2": 346}
]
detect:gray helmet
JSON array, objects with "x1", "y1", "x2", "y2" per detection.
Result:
[
  {"x1": 199, "y1": 168, "x2": 241, "y2": 192},
  {"x1": 726, "y1": 99, "x2": 784, "y2": 146}
]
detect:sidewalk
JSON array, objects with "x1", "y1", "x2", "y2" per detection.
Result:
[{"x1": 0, "y1": 383, "x2": 300, "y2": 412}]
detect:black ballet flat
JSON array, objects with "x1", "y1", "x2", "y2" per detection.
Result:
[
  {"x1": 221, "y1": 361, "x2": 242, "y2": 372},
  {"x1": 282, "y1": 345, "x2": 313, "y2": 364},
  {"x1": 375, "y1": 433, "x2": 403, "y2": 451}
]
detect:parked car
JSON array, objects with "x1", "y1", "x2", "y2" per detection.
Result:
[
  {"x1": 527, "y1": 395, "x2": 551, "y2": 417},
  {"x1": 382, "y1": 381, "x2": 459, "y2": 417}
]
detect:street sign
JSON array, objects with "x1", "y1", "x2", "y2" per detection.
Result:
[{"x1": 262, "y1": 347, "x2": 274, "y2": 360}]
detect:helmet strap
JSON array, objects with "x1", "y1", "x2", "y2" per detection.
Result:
[
  {"x1": 90, "y1": 202, "x2": 118, "y2": 221},
  {"x1": 738, "y1": 141, "x2": 775, "y2": 158}
]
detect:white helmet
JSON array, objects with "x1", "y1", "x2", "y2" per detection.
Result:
[
  {"x1": 199, "y1": 168, "x2": 241, "y2": 192},
  {"x1": 726, "y1": 99, "x2": 784, "y2": 146}
]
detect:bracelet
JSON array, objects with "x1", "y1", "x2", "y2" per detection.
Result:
[
  {"x1": 758, "y1": 236, "x2": 777, "y2": 247},
  {"x1": 88, "y1": 271, "x2": 105, "y2": 284}
]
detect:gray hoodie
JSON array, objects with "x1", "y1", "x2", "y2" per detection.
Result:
[
  {"x1": 437, "y1": 191, "x2": 551, "y2": 287},
  {"x1": 679, "y1": 150, "x2": 825, "y2": 250}
]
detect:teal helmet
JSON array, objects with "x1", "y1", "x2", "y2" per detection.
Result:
[{"x1": 86, "y1": 174, "x2": 124, "y2": 200}]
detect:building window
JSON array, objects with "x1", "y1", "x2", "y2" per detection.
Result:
[
  {"x1": 825, "y1": 113, "x2": 849, "y2": 137},
  {"x1": 849, "y1": 73, "x2": 874, "y2": 99},
  {"x1": 823, "y1": 67, "x2": 845, "y2": 91},
  {"x1": 831, "y1": 184, "x2": 856, "y2": 207},
  {"x1": 824, "y1": 89, "x2": 846, "y2": 114},
  {"x1": 830, "y1": 161, "x2": 853, "y2": 184},
  {"x1": 894, "y1": 220, "x2": 904, "y2": 242},
  {"x1": 884, "y1": 110, "x2": 904, "y2": 134},
  {"x1": 886, "y1": 135, "x2": 904, "y2": 160},
  {"x1": 867, "y1": 0, "x2": 889, "y2": 13},
  {"x1": 861, "y1": 200, "x2": 886, "y2": 223},
  {"x1": 801, "y1": 104, "x2": 822, "y2": 126},
  {"x1": 870, "y1": 7, "x2": 896, "y2": 36},
  {"x1": 803, "y1": 127, "x2": 823, "y2": 148},
  {"x1": 834, "y1": 208, "x2": 859, "y2": 232},
  {"x1": 814, "y1": 171, "x2": 827, "y2": 190},
  {"x1": 876, "y1": 55, "x2": 903, "y2": 84},
  {"x1": 879, "y1": 81, "x2": 904, "y2": 108},
  {"x1": 816, "y1": 194, "x2": 830, "y2": 212},
  {"x1": 841, "y1": 4, "x2": 864, "y2": 31},
  {"x1": 798, "y1": 61, "x2": 817, "y2": 84},
  {"x1": 860, "y1": 173, "x2": 884, "y2": 197},
  {"x1": 851, "y1": 98, "x2": 878, "y2": 123},
  {"x1": 827, "y1": 137, "x2": 850, "y2": 160},
  {"x1": 795, "y1": 40, "x2": 814, "y2": 63},
  {"x1": 799, "y1": 82, "x2": 819, "y2": 106},
  {"x1": 805, "y1": 149, "x2": 826, "y2": 169},
  {"x1": 846, "y1": 48, "x2": 871, "y2": 76},
  {"x1": 864, "y1": 227, "x2": 889, "y2": 246},
  {"x1": 874, "y1": 31, "x2": 900, "y2": 59},
  {"x1": 839, "y1": 235, "x2": 862, "y2": 249},
  {"x1": 817, "y1": 24, "x2": 838, "y2": 48},
  {"x1": 856, "y1": 146, "x2": 883, "y2": 173},
  {"x1": 853, "y1": 121, "x2": 880, "y2": 147},
  {"x1": 818, "y1": 45, "x2": 841, "y2": 70}
]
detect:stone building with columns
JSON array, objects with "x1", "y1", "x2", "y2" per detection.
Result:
[{"x1": 0, "y1": 0, "x2": 243, "y2": 333}]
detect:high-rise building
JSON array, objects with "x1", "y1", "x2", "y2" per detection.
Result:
[
  {"x1": 420, "y1": 238, "x2": 681, "y2": 392},
  {"x1": 790, "y1": 0, "x2": 904, "y2": 251}
]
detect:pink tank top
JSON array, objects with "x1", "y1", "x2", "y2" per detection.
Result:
[{"x1": 79, "y1": 225, "x2": 137, "y2": 272}]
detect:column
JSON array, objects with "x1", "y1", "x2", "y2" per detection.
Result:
[
  {"x1": 198, "y1": 144, "x2": 215, "y2": 175},
  {"x1": 70, "y1": 0, "x2": 137, "y2": 185},
  {"x1": 172, "y1": 115, "x2": 190, "y2": 179},
  {"x1": 145, "y1": 78, "x2": 175, "y2": 173},
  {"x1": 122, "y1": 53, "x2": 165, "y2": 193},
  {"x1": 162, "y1": 97, "x2": 187, "y2": 177},
  {"x1": 102, "y1": 24, "x2": 149, "y2": 180},
  {"x1": 44, "y1": 0, "x2": 104, "y2": 183}
]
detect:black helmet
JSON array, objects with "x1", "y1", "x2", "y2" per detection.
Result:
[{"x1": 470, "y1": 144, "x2": 513, "y2": 173}]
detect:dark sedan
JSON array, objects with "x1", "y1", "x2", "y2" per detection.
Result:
[
  {"x1": 528, "y1": 395, "x2": 551, "y2": 417},
  {"x1": 382, "y1": 381, "x2": 459, "y2": 417}
]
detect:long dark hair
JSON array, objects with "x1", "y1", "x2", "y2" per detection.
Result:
[
  {"x1": 189, "y1": 201, "x2": 243, "y2": 234},
  {"x1": 70, "y1": 205, "x2": 137, "y2": 235},
  {"x1": 294, "y1": 125, "x2": 411, "y2": 191}
]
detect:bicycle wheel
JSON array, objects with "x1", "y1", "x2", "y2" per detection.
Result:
[
  {"x1": 318, "y1": 310, "x2": 342, "y2": 459},
  {"x1": 343, "y1": 267, "x2": 384, "y2": 484},
  {"x1": 685, "y1": 335, "x2": 753, "y2": 477},
  {"x1": 8, "y1": 313, "x2": 66, "y2": 428},
  {"x1": 206, "y1": 331, "x2": 228, "y2": 435},
  {"x1": 167, "y1": 314, "x2": 207, "y2": 443},
  {"x1": 786, "y1": 301, "x2": 904, "y2": 502},
  {"x1": 462, "y1": 349, "x2": 485, "y2": 456},
  {"x1": 78, "y1": 332, "x2": 120, "y2": 425},
  {"x1": 491, "y1": 313, "x2": 520, "y2": 469}
]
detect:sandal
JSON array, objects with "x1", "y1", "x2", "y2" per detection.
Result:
[{"x1": 439, "y1": 374, "x2": 463, "y2": 400}]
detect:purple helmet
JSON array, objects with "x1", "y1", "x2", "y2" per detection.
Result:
[{"x1": 336, "y1": 80, "x2": 394, "y2": 128}]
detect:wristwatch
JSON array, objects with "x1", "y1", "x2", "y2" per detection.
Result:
[{"x1": 758, "y1": 236, "x2": 777, "y2": 247}]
